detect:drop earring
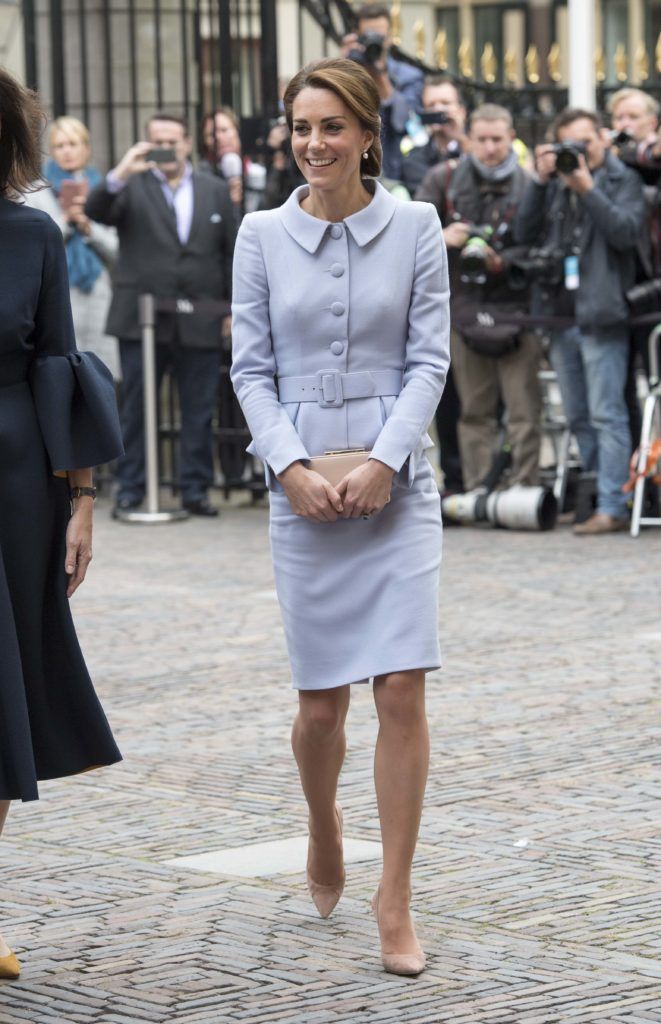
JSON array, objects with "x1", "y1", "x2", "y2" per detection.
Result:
[{"x1": 362, "y1": 152, "x2": 368, "y2": 160}]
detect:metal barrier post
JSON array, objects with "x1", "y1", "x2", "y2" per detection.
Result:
[{"x1": 115, "y1": 295, "x2": 189, "y2": 524}]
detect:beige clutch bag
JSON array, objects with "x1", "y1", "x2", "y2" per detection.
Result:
[{"x1": 308, "y1": 448, "x2": 370, "y2": 486}]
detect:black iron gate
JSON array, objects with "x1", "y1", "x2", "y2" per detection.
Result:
[{"x1": 21, "y1": 0, "x2": 278, "y2": 169}]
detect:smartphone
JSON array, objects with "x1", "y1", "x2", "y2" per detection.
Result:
[
  {"x1": 419, "y1": 111, "x2": 449, "y2": 126},
  {"x1": 58, "y1": 179, "x2": 89, "y2": 212},
  {"x1": 147, "y1": 147, "x2": 177, "y2": 164}
]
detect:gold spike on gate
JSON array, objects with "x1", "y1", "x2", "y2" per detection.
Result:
[
  {"x1": 635, "y1": 42, "x2": 649, "y2": 81},
  {"x1": 614, "y1": 43, "x2": 628, "y2": 82},
  {"x1": 413, "y1": 20, "x2": 426, "y2": 61},
  {"x1": 434, "y1": 29, "x2": 448, "y2": 71},
  {"x1": 458, "y1": 38, "x2": 474, "y2": 78},
  {"x1": 390, "y1": 0, "x2": 401, "y2": 46},
  {"x1": 547, "y1": 42, "x2": 562, "y2": 83},
  {"x1": 656, "y1": 33, "x2": 661, "y2": 74},
  {"x1": 525, "y1": 44, "x2": 540, "y2": 84},
  {"x1": 481, "y1": 42, "x2": 497, "y2": 84},
  {"x1": 595, "y1": 46, "x2": 606, "y2": 83}
]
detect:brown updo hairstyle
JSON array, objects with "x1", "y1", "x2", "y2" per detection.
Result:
[
  {"x1": 0, "y1": 67, "x2": 44, "y2": 198},
  {"x1": 283, "y1": 58, "x2": 382, "y2": 178}
]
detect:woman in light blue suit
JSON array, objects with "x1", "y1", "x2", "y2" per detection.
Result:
[{"x1": 231, "y1": 58, "x2": 450, "y2": 976}]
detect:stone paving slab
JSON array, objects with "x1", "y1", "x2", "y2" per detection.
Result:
[{"x1": 1, "y1": 497, "x2": 661, "y2": 1023}]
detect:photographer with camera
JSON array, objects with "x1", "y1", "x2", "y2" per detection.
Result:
[
  {"x1": 400, "y1": 76, "x2": 469, "y2": 196},
  {"x1": 341, "y1": 2, "x2": 423, "y2": 181},
  {"x1": 606, "y1": 89, "x2": 660, "y2": 460},
  {"x1": 417, "y1": 104, "x2": 539, "y2": 498},
  {"x1": 85, "y1": 112, "x2": 236, "y2": 517},
  {"x1": 515, "y1": 108, "x2": 646, "y2": 535}
]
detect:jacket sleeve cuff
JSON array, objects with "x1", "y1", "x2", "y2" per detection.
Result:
[{"x1": 261, "y1": 438, "x2": 311, "y2": 478}]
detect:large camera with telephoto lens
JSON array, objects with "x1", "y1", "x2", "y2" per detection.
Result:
[
  {"x1": 347, "y1": 31, "x2": 386, "y2": 67},
  {"x1": 508, "y1": 246, "x2": 566, "y2": 290},
  {"x1": 626, "y1": 277, "x2": 661, "y2": 317},
  {"x1": 552, "y1": 140, "x2": 588, "y2": 174},
  {"x1": 459, "y1": 224, "x2": 495, "y2": 284}
]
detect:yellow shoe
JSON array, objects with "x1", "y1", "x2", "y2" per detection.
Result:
[{"x1": 0, "y1": 951, "x2": 20, "y2": 980}]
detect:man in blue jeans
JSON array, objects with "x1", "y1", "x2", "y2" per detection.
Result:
[{"x1": 515, "y1": 108, "x2": 646, "y2": 535}]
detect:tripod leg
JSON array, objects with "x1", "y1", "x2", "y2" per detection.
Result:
[{"x1": 631, "y1": 394, "x2": 656, "y2": 537}]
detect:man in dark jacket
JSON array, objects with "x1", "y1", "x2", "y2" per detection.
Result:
[
  {"x1": 341, "y1": 3, "x2": 423, "y2": 181},
  {"x1": 417, "y1": 104, "x2": 538, "y2": 496},
  {"x1": 515, "y1": 107, "x2": 646, "y2": 534},
  {"x1": 86, "y1": 112, "x2": 236, "y2": 517},
  {"x1": 400, "y1": 76, "x2": 468, "y2": 196}
]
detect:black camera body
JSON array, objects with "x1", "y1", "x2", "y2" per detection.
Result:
[
  {"x1": 347, "y1": 31, "x2": 386, "y2": 67},
  {"x1": 552, "y1": 141, "x2": 588, "y2": 175},
  {"x1": 508, "y1": 247, "x2": 565, "y2": 291},
  {"x1": 419, "y1": 111, "x2": 450, "y2": 127},
  {"x1": 459, "y1": 224, "x2": 495, "y2": 285},
  {"x1": 626, "y1": 277, "x2": 661, "y2": 316}
]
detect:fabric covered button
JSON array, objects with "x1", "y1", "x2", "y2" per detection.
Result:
[
  {"x1": 330, "y1": 341, "x2": 345, "y2": 355},
  {"x1": 330, "y1": 224, "x2": 343, "y2": 239},
  {"x1": 331, "y1": 263, "x2": 344, "y2": 277},
  {"x1": 330, "y1": 302, "x2": 345, "y2": 316}
]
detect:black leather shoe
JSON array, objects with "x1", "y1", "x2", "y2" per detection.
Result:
[
  {"x1": 112, "y1": 497, "x2": 142, "y2": 518},
  {"x1": 183, "y1": 499, "x2": 219, "y2": 518}
]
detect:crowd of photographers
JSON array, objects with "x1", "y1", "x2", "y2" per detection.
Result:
[
  {"x1": 37, "y1": 4, "x2": 661, "y2": 531},
  {"x1": 247, "y1": 3, "x2": 661, "y2": 534}
]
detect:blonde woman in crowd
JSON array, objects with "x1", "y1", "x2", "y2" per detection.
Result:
[{"x1": 25, "y1": 116, "x2": 121, "y2": 380}]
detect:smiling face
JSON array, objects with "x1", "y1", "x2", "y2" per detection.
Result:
[{"x1": 291, "y1": 86, "x2": 373, "y2": 194}]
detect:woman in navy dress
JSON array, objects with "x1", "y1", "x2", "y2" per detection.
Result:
[{"x1": 0, "y1": 69, "x2": 124, "y2": 980}]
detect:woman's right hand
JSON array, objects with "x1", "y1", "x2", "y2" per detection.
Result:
[{"x1": 278, "y1": 462, "x2": 344, "y2": 522}]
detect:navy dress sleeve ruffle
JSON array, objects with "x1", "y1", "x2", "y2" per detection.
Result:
[
  {"x1": 30, "y1": 350, "x2": 123, "y2": 473},
  {"x1": 27, "y1": 212, "x2": 124, "y2": 473}
]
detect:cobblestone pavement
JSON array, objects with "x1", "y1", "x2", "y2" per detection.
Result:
[{"x1": 1, "y1": 494, "x2": 661, "y2": 1024}]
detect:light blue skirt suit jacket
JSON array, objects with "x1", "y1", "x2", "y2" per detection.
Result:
[{"x1": 231, "y1": 180, "x2": 450, "y2": 690}]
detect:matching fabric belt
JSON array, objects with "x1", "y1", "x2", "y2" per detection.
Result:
[
  {"x1": 277, "y1": 369, "x2": 403, "y2": 409},
  {"x1": 0, "y1": 353, "x2": 30, "y2": 389}
]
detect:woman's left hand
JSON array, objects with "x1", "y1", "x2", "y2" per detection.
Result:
[
  {"x1": 336, "y1": 459, "x2": 395, "y2": 519},
  {"x1": 65, "y1": 503, "x2": 94, "y2": 598}
]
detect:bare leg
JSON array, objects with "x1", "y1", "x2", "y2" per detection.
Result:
[
  {"x1": 291, "y1": 686, "x2": 350, "y2": 884},
  {"x1": 0, "y1": 801, "x2": 12, "y2": 957},
  {"x1": 373, "y1": 670, "x2": 429, "y2": 955}
]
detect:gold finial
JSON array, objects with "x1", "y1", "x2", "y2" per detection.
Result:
[
  {"x1": 481, "y1": 42, "x2": 497, "y2": 84},
  {"x1": 390, "y1": 0, "x2": 401, "y2": 47},
  {"x1": 434, "y1": 29, "x2": 448, "y2": 71},
  {"x1": 413, "y1": 20, "x2": 426, "y2": 62},
  {"x1": 504, "y1": 48, "x2": 518, "y2": 86},
  {"x1": 595, "y1": 46, "x2": 606, "y2": 83},
  {"x1": 525, "y1": 44, "x2": 540, "y2": 85},
  {"x1": 635, "y1": 42, "x2": 649, "y2": 81},
  {"x1": 458, "y1": 38, "x2": 474, "y2": 79},
  {"x1": 656, "y1": 33, "x2": 661, "y2": 73},
  {"x1": 547, "y1": 42, "x2": 562, "y2": 83},
  {"x1": 614, "y1": 42, "x2": 628, "y2": 82}
]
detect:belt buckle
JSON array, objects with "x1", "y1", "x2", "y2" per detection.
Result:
[{"x1": 316, "y1": 369, "x2": 344, "y2": 408}]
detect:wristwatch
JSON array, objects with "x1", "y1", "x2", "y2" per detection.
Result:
[{"x1": 69, "y1": 486, "x2": 97, "y2": 500}]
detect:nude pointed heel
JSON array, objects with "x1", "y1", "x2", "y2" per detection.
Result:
[
  {"x1": 0, "y1": 951, "x2": 21, "y2": 980},
  {"x1": 371, "y1": 886, "x2": 426, "y2": 976},
  {"x1": 306, "y1": 803, "x2": 345, "y2": 918}
]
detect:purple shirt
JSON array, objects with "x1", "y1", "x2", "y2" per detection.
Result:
[{"x1": 106, "y1": 162, "x2": 194, "y2": 245}]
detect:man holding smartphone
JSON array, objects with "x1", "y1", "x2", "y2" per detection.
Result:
[{"x1": 86, "y1": 113, "x2": 236, "y2": 517}]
